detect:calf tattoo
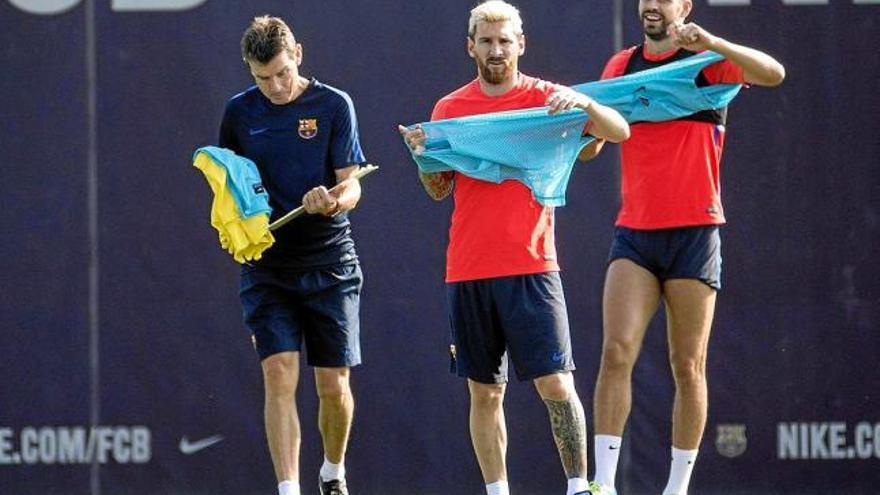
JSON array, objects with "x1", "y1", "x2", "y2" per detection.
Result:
[{"x1": 543, "y1": 397, "x2": 587, "y2": 479}]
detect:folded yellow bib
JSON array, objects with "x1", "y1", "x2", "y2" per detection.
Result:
[{"x1": 193, "y1": 150, "x2": 274, "y2": 263}]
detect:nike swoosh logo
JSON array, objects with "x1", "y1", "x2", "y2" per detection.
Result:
[
  {"x1": 609, "y1": 445, "x2": 619, "y2": 450},
  {"x1": 249, "y1": 127, "x2": 269, "y2": 135},
  {"x1": 179, "y1": 434, "x2": 224, "y2": 455}
]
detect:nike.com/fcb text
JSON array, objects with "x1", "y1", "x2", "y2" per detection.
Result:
[
  {"x1": 778, "y1": 421, "x2": 880, "y2": 460},
  {"x1": 0, "y1": 426, "x2": 151, "y2": 465}
]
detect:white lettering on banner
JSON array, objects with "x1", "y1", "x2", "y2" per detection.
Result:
[
  {"x1": 778, "y1": 421, "x2": 880, "y2": 460},
  {"x1": 131, "y1": 427, "x2": 151, "y2": 462},
  {"x1": 8, "y1": 0, "x2": 206, "y2": 15},
  {"x1": 853, "y1": 422, "x2": 880, "y2": 458},
  {"x1": 829, "y1": 422, "x2": 846, "y2": 459},
  {"x1": 0, "y1": 426, "x2": 151, "y2": 465},
  {"x1": 20, "y1": 428, "x2": 38, "y2": 464},
  {"x1": 0, "y1": 428, "x2": 15, "y2": 463},
  {"x1": 58, "y1": 427, "x2": 85, "y2": 464}
]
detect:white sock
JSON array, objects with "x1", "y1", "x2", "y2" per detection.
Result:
[
  {"x1": 593, "y1": 434, "x2": 622, "y2": 489},
  {"x1": 567, "y1": 477, "x2": 589, "y2": 495},
  {"x1": 486, "y1": 480, "x2": 510, "y2": 495},
  {"x1": 662, "y1": 447, "x2": 698, "y2": 495},
  {"x1": 278, "y1": 480, "x2": 300, "y2": 495},
  {"x1": 320, "y1": 457, "x2": 346, "y2": 481}
]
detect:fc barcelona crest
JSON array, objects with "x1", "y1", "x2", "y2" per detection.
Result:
[
  {"x1": 715, "y1": 424, "x2": 747, "y2": 458},
  {"x1": 298, "y1": 118, "x2": 318, "y2": 139}
]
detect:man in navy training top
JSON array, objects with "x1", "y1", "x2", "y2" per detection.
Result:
[{"x1": 219, "y1": 15, "x2": 367, "y2": 495}]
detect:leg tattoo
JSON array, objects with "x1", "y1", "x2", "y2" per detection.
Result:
[{"x1": 543, "y1": 397, "x2": 588, "y2": 479}]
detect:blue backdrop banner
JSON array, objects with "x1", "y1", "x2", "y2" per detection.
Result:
[{"x1": 0, "y1": 1, "x2": 878, "y2": 494}]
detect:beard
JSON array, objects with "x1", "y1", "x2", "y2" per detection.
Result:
[
  {"x1": 477, "y1": 57, "x2": 513, "y2": 85},
  {"x1": 641, "y1": 11, "x2": 670, "y2": 41}
]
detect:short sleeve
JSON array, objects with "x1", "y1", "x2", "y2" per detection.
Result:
[
  {"x1": 430, "y1": 98, "x2": 450, "y2": 122},
  {"x1": 330, "y1": 93, "x2": 366, "y2": 169},
  {"x1": 701, "y1": 59, "x2": 745, "y2": 85},
  {"x1": 218, "y1": 100, "x2": 242, "y2": 154}
]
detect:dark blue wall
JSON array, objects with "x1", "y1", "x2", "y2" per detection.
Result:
[{"x1": 1, "y1": 1, "x2": 878, "y2": 494}]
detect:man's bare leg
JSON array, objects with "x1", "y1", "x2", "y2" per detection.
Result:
[
  {"x1": 592, "y1": 259, "x2": 661, "y2": 490},
  {"x1": 315, "y1": 366, "x2": 354, "y2": 481},
  {"x1": 535, "y1": 372, "x2": 589, "y2": 494},
  {"x1": 262, "y1": 352, "x2": 302, "y2": 484},
  {"x1": 594, "y1": 259, "x2": 662, "y2": 434},
  {"x1": 468, "y1": 380, "x2": 508, "y2": 490},
  {"x1": 661, "y1": 279, "x2": 716, "y2": 495}
]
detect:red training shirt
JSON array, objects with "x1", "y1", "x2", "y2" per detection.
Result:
[
  {"x1": 602, "y1": 45, "x2": 745, "y2": 229},
  {"x1": 431, "y1": 75, "x2": 561, "y2": 282}
]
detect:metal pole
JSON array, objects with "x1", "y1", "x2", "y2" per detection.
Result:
[{"x1": 85, "y1": 0, "x2": 101, "y2": 493}]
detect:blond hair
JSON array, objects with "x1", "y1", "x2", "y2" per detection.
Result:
[{"x1": 468, "y1": 0, "x2": 523, "y2": 38}]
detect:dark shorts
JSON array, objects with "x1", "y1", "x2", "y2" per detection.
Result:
[
  {"x1": 608, "y1": 225, "x2": 722, "y2": 290},
  {"x1": 240, "y1": 263, "x2": 362, "y2": 366},
  {"x1": 446, "y1": 272, "x2": 575, "y2": 384}
]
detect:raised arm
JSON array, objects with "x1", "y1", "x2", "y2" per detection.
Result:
[{"x1": 669, "y1": 22, "x2": 786, "y2": 87}]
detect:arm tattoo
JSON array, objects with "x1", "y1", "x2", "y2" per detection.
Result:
[
  {"x1": 543, "y1": 396, "x2": 588, "y2": 479},
  {"x1": 418, "y1": 171, "x2": 454, "y2": 200}
]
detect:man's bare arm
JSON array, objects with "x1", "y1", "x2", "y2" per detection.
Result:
[
  {"x1": 547, "y1": 88, "x2": 630, "y2": 143},
  {"x1": 400, "y1": 124, "x2": 455, "y2": 201},
  {"x1": 670, "y1": 22, "x2": 786, "y2": 87}
]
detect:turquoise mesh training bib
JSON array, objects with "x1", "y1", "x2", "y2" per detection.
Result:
[{"x1": 408, "y1": 51, "x2": 741, "y2": 206}]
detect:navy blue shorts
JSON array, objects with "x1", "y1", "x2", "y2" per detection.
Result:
[
  {"x1": 608, "y1": 226, "x2": 722, "y2": 290},
  {"x1": 446, "y1": 272, "x2": 575, "y2": 384},
  {"x1": 239, "y1": 263, "x2": 362, "y2": 366}
]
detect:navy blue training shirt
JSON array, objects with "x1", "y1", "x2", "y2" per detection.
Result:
[{"x1": 219, "y1": 78, "x2": 366, "y2": 268}]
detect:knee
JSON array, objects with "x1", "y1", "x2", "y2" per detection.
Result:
[
  {"x1": 534, "y1": 372, "x2": 574, "y2": 401},
  {"x1": 600, "y1": 337, "x2": 639, "y2": 374},
  {"x1": 470, "y1": 383, "x2": 505, "y2": 411},
  {"x1": 669, "y1": 355, "x2": 706, "y2": 390},
  {"x1": 262, "y1": 355, "x2": 298, "y2": 399},
  {"x1": 316, "y1": 371, "x2": 351, "y2": 405}
]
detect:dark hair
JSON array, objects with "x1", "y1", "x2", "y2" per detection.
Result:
[{"x1": 240, "y1": 15, "x2": 297, "y2": 64}]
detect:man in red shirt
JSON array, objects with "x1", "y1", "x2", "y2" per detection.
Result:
[
  {"x1": 399, "y1": 2, "x2": 628, "y2": 495},
  {"x1": 586, "y1": 2, "x2": 785, "y2": 495}
]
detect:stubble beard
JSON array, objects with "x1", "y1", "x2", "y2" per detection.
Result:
[{"x1": 642, "y1": 13, "x2": 671, "y2": 42}]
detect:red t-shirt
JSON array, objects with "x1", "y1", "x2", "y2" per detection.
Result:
[
  {"x1": 431, "y1": 75, "x2": 561, "y2": 282},
  {"x1": 602, "y1": 46, "x2": 745, "y2": 229}
]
